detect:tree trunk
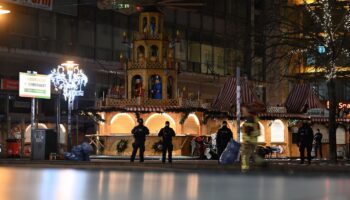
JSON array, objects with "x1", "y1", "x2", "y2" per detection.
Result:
[{"x1": 327, "y1": 79, "x2": 337, "y2": 163}]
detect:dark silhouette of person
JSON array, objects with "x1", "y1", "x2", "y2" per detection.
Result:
[
  {"x1": 313, "y1": 129, "x2": 323, "y2": 159},
  {"x1": 158, "y1": 121, "x2": 176, "y2": 163},
  {"x1": 297, "y1": 122, "x2": 314, "y2": 164},
  {"x1": 130, "y1": 118, "x2": 149, "y2": 162},
  {"x1": 216, "y1": 121, "x2": 233, "y2": 160}
]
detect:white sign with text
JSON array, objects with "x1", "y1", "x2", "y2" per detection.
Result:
[{"x1": 19, "y1": 72, "x2": 51, "y2": 99}]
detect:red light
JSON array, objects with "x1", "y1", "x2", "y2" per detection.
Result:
[{"x1": 136, "y1": 6, "x2": 142, "y2": 11}]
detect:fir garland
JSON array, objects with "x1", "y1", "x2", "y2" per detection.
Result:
[
  {"x1": 116, "y1": 139, "x2": 128, "y2": 153},
  {"x1": 180, "y1": 112, "x2": 189, "y2": 124},
  {"x1": 152, "y1": 140, "x2": 163, "y2": 152}
]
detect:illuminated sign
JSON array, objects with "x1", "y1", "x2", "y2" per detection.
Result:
[
  {"x1": 2, "y1": 0, "x2": 53, "y2": 11},
  {"x1": 19, "y1": 72, "x2": 51, "y2": 99},
  {"x1": 326, "y1": 101, "x2": 350, "y2": 109},
  {"x1": 1, "y1": 79, "x2": 19, "y2": 90}
]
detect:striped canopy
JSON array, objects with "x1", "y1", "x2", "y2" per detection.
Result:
[
  {"x1": 284, "y1": 84, "x2": 325, "y2": 113},
  {"x1": 211, "y1": 77, "x2": 264, "y2": 112}
]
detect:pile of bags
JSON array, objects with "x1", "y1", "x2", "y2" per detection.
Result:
[{"x1": 64, "y1": 142, "x2": 93, "y2": 161}]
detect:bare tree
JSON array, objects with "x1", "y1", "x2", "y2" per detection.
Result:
[{"x1": 260, "y1": 0, "x2": 350, "y2": 162}]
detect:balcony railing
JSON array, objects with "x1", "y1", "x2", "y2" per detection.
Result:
[{"x1": 99, "y1": 96, "x2": 206, "y2": 109}]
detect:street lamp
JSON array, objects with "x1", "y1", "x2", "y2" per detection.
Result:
[
  {"x1": 0, "y1": 6, "x2": 10, "y2": 15},
  {"x1": 50, "y1": 61, "x2": 88, "y2": 151}
]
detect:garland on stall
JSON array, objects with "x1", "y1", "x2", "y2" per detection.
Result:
[
  {"x1": 152, "y1": 140, "x2": 163, "y2": 152},
  {"x1": 180, "y1": 112, "x2": 189, "y2": 124},
  {"x1": 76, "y1": 110, "x2": 106, "y2": 124},
  {"x1": 202, "y1": 111, "x2": 234, "y2": 124},
  {"x1": 116, "y1": 139, "x2": 128, "y2": 153}
]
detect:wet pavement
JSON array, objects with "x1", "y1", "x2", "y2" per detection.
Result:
[{"x1": 1, "y1": 165, "x2": 350, "y2": 200}]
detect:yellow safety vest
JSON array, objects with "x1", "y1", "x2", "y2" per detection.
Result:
[{"x1": 242, "y1": 116, "x2": 260, "y2": 144}]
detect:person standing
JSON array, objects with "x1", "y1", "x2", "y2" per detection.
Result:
[
  {"x1": 241, "y1": 104, "x2": 264, "y2": 172},
  {"x1": 313, "y1": 129, "x2": 323, "y2": 159},
  {"x1": 130, "y1": 118, "x2": 149, "y2": 162},
  {"x1": 297, "y1": 122, "x2": 314, "y2": 164},
  {"x1": 158, "y1": 121, "x2": 176, "y2": 163},
  {"x1": 216, "y1": 121, "x2": 233, "y2": 161}
]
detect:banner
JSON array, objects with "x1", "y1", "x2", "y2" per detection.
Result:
[
  {"x1": 19, "y1": 72, "x2": 51, "y2": 99},
  {"x1": 1, "y1": 79, "x2": 19, "y2": 90},
  {"x1": 2, "y1": 0, "x2": 53, "y2": 11}
]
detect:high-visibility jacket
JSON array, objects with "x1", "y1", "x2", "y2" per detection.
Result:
[{"x1": 242, "y1": 116, "x2": 260, "y2": 144}]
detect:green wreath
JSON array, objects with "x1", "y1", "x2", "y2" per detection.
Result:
[
  {"x1": 116, "y1": 139, "x2": 128, "y2": 153},
  {"x1": 152, "y1": 140, "x2": 163, "y2": 152}
]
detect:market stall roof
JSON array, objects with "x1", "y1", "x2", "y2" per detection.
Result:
[
  {"x1": 284, "y1": 84, "x2": 325, "y2": 113},
  {"x1": 211, "y1": 77, "x2": 264, "y2": 112}
]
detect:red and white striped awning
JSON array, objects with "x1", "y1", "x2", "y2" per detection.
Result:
[
  {"x1": 211, "y1": 77, "x2": 264, "y2": 111},
  {"x1": 285, "y1": 84, "x2": 325, "y2": 113}
]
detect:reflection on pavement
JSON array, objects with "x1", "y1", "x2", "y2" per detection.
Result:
[{"x1": 0, "y1": 167, "x2": 350, "y2": 200}]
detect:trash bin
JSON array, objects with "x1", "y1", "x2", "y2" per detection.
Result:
[{"x1": 6, "y1": 139, "x2": 21, "y2": 158}]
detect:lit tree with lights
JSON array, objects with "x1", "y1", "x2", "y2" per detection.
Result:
[
  {"x1": 253, "y1": 0, "x2": 350, "y2": 162},
  {"x1": 297, "y1": 0, "x2": 350, "y2": 162},
  {"x1": 266, "y1": 0, "x2": 350, "y2": 162}
]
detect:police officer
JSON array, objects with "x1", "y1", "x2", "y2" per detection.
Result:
[
  {"x1": 216, "y1": 121, "x2": 233, "y2": 160},
  {"x1": 313, "y1": 129, "x2": 323, "y2": 159},
  {"x1": 297, "y1": 122, "x2": 314, "y2": 164},
  {"x1": 241, "y1": 104, "x2": 264, "y2": 172},
  {"x1": 158, "y1": 121, "x2": 176, "y2": 163},
  {"x1": 130, "y1": 118, "x2": 150, "y2": 162}
]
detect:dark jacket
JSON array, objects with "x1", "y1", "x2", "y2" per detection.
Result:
[
  {"x1": 131, "y1": 125, "x2": 150, "y2": 143},
  {"x1": 314, "y1": 132, "x2": 323, "y2": 145},
  {"x1": 297, "y1": 124, "x2": 314, "y2": 146},
  {"x1": 216, "y1": 126, "x2": 233, "y2": 149},
  {"x1": 158, "y1": 126, "x2": 176, "y2": 144}
]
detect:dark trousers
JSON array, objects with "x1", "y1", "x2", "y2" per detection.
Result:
[
  {"x1": 130, "y1": 142, "x2": 145, "y2": 162},
  {"x1": 162, "y1": 143, "x2": 173, "y2": 163},
  {"x1": 299, "y1": 144, "x2": 312, "y2": 163},
  {"x1": 314, "y1": 144, "x2": 323, "y2": 158},
  {"x1": 217, "y1": 147, "x2": 224, "y2": 161}
]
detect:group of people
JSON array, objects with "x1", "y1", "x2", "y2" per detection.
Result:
[
  {"x1": 130, "y1": 118, "x2": 175, "y2": 163},
  {"x1": 128, "y1": 104, "x2": 324, "y2": 171},
  {"x1": 296, "y1": 123, "x2": 323, "y2": 164}
]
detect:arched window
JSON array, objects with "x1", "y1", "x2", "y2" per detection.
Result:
[
  {"x1": 183, "y1": 114, "x2": 200, "y2": 135},
  {"x1": 240, "y1": 121, "x2": 265, "y2": 143},
  {"x1": 131, "y1": 75, "x2": 143, "y2": 98},
  {"x1": 149, "y1": 75, "x2": 162, "y2": 99},
  {"x1": 137, "y1": 45, "x2": 145, "y2": 62},
  {"x1": 336, "y1": 126, "x2": 346, "y2": 144},
  {"x1": 150, "y1": 17, "x2": 156, "y2": 35},
  {"x1": 271, "y1": 120, "x2": 285, "y2": 143},
  {"x1": 110, "y1": 113, "x2": 135, "y2": 134},
  {"x1": 142, "y1": 17, "x2": 147, "y2": 32},
  {"x1": 145, "y1": 113, "x2": 176, "y2": 134},
  {"x1": 167, "y1": 76, "x2": 174, "y2": 99},
  {"x1": 151, "y1": 45, "x2": 158, "y2": 57}
]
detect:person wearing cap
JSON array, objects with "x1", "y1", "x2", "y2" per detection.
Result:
[
  {"x1": 241, "y1": 104, "x2": 264, "y2": 172},
  {"x1": 158, "y1": 121, "x2": 176, "y2": 163},
  {"x1": 216, "y1": 121, "x2": 233, "y2": 161},
  {"x1": 130, "y1": 118, "x2": 150, "y2": 162}
]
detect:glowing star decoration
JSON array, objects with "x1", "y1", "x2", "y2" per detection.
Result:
[{"x1": 50, "y1": 61, "x2": 88, "y2": 150}]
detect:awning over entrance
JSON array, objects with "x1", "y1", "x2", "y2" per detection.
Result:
[
  {"x1": 211, "y1": 77, "x2": 264, "y2": 112},
  {"x1": 284, "y1": 84, "x2": 325, "y2": 113}
]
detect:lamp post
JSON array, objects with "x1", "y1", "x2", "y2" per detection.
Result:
[{"x1": 50, "y1": 61, "x2": 88, "y2": 151}]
